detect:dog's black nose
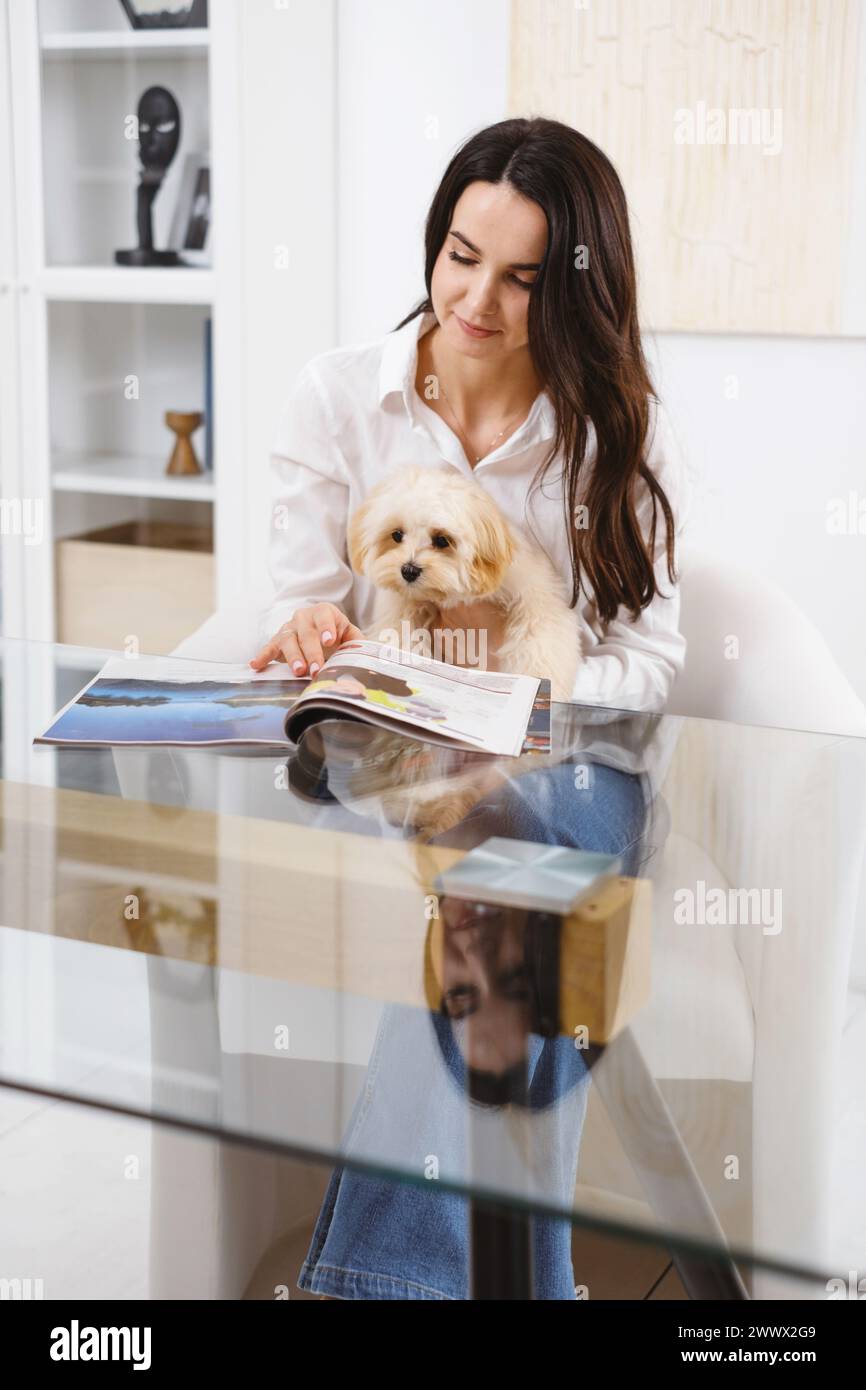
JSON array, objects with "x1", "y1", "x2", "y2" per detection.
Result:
[{"x1": 401, "y1": 562, "x2": 422, "y2": 584}]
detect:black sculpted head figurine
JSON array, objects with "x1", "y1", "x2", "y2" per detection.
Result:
[
  {"x1": 139, "y1": 86, "x2": 181, "y2": 175},
  {"x1": 115, "y1": 85, "x2": 183, "y2": 267}
]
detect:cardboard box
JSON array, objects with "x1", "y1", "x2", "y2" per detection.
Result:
[{"x1": 56, "y1": 520, "x2": 214, "y2": 654}]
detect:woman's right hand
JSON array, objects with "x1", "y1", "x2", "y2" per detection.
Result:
[{"x1": 249, "y1": 603, "x2": 363, "y2": 676}]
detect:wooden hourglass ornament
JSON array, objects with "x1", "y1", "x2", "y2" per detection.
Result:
[{"x1": 165, "y1": 410, "x2": 204, "y2": 476}]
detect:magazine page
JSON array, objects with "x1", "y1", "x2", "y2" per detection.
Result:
[
  {"x1": 36, "y1": 655, "x2": 306, "y2": 748},
  {"x1": 286, "y1": 639, "x2": 539, "y2": 757}
]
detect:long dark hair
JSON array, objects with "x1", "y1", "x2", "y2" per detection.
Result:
[{"x1": 394, "y1": 116, "x2": 677, "y2": 626}]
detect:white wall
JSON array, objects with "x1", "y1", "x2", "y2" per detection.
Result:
[
  {"x1": 239, "y1": 0, "x2": 338, "y2": 599},
  {"x1": 329, "y1": 0, "x2": 866, "y2": 702},
  {"x1": 337, "y1": 0, "x2": 511, "y2": 341}
]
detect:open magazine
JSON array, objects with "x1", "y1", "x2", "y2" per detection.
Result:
[{"x1": 36, "y1": 639, "x2": 549, "y2": 758}]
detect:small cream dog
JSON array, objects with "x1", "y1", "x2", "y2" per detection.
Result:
[{"x1": 347, "y1": 466, "x2": 580, "y2": 700}]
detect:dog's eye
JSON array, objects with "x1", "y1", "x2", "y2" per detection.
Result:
[
  {"x1": 431, "y1": 534, "x2": 451, "y2": 549},
  {"x1": 391, "y1": 529, "x2": 404, "y2": 543}
]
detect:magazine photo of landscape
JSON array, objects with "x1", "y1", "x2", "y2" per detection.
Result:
[{"x1": 39, "y1": 677, "x2": 306, "y2": 746}]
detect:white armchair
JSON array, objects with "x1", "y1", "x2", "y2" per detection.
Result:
[
  {"x1": 667, "y1": 548, "x2": 866, "y2": 737},
  {"x1": 145, "y1": 547, "x2": 866, "y2": 1298}
]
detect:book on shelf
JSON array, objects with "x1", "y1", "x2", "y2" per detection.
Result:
[{"x1": 203, "y1": 315, "x2": 213, "y2": 471}]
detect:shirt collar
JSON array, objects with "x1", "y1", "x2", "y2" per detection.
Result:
[
  {"x1": 377, "y1": 308, "x2": 557, "y2": 445},
  {"x1": 377, "y1": 308, "x2": 434, "y2": 407}
]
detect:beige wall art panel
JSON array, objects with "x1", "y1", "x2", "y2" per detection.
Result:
[{"x1": 509, "y1": 0, "x2": 865, "y2": 334}]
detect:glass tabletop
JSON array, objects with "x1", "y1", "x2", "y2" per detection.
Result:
[{"x1": 1, "y1": 635, "x2": 865, "y2": 1298}]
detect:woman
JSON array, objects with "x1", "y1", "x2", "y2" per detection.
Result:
[{"x1": 250, "y1": 116, "x2": 689, "y2": 1299}]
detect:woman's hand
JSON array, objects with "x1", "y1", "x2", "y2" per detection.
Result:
[{"x1": 249, "y1": 603, "x2": 363, "y2": 676}]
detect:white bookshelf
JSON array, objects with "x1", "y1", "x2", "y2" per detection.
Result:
[
  {"x1": 1, "y1": 0, "x2": 338, "y2": 801},
  {"x1": 1, "y1": 0, "x2": 244, "y2": 656},
  {"x1": 0, "y1": 0, "x2": 337, "y2": 1087}
]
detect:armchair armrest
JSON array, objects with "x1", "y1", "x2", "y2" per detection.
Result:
[{"x1": 170, "y1": 597, "x2": 270, "y2": 664}]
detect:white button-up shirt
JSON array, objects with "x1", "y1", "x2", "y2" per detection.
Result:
[{"x1": 261, "y1": 308, "x2": 692, "y2": 713}]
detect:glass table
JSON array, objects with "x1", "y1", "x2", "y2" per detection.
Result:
[{"x1": 1, "y1": 636, "x2": 865, "y2": 1300}]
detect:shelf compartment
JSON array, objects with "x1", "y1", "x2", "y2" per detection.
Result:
[
  {"x1": 40, "y1": 36, "x2": 211, "y2": 271},
  {"x1": 48, "y1": 299, "x2": 210, "y2": 471},
  {"x1": 53, "y1": 452, "x2": 214, "y2": 502},
  {"x1": 56, "y1": 519, "x2": 215, "y2": 655}
]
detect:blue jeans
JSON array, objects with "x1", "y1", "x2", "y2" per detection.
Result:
[{"x1": 297, "y1": 758, "x2": 652, "y2": 1300}]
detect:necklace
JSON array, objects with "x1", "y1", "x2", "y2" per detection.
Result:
[{"x1": 438, "y1": 382, "x2": 528, "y2": 463}]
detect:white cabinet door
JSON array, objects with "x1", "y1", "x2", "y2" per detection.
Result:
[
  {"x1": 0, "y1": 0, "x2": 26, "y2": 642},
  {"x1": 3, "y1": 0, "x2": 52, "y2": 644}
]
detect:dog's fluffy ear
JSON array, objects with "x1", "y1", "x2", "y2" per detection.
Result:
[
  {"x1": 468, "y1": 490, "x2": 515, "y2": 594},
  {"x1": 347, "y1": 498, "x2": 373, "y2": 576}
]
